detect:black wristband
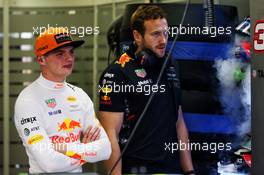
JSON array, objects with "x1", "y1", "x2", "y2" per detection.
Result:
[{"x1": 184, "y1": 170, "x2": 196, "y2": 175}]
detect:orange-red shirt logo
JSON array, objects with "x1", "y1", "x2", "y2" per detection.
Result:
[
  {"x1": 115, "y1": 53, "x2": 132, "y2": 67},
  {"x1": 57, "y1": 118, "x2": 81, "y2": 132}
]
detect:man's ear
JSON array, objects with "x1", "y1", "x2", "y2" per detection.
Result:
[
  {"x1": 37, "y1": 56, "x2": 46, "y2": 65},
  {"x1": 132, "y1": 30, "x2": 142, "y2": 46}
]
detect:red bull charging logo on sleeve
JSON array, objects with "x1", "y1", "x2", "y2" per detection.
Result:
[{"x1": 57, "y1": 117, "x2": 81, "y2": 132}]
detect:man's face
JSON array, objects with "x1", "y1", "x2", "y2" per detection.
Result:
[
  {"x1": 137, "y1": 18, "x2": 168, "y2": 58},
  {"x1": 40, "y1": 46, "x2": 75, "y2": 81}
]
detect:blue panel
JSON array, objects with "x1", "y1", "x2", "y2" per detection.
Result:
[
  {"x1": 167, "y1": 41, "x2": 233, "y2": 61},
  {"x1": 183, "y1": 113, "x2": 236, "y2": 134}
]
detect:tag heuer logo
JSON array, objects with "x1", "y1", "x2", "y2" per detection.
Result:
[
  {"x1": 45, "y1": 98, "x2": 57, "y2": 108},
  {"x1": 135, "y1": 69, "x2": 147, "y2": 78}
]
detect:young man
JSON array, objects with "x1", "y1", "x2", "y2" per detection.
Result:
[
  {"x1": 99, "y1": 5, "x2": 195, "y2": 175},
  {"x1": 14, "y1": 27, "x2": 111, "y2": 173}
]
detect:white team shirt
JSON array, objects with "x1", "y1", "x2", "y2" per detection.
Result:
[{"x1": 14, "y1": 74, "x2": 111, "y2": 173}]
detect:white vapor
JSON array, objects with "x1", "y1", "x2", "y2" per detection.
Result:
[{"x1": 214, "y1": 57, "x2": 251, "y2": 136}]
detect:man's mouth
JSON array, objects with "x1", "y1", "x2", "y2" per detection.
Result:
[
  {"x1": 157, "y1": 47, "x2": 165, "y2": 52},
  {"x1": 157, "y1": 45, "x2": 166, "y2": 50},
  {"x1": 63, "y1": 64, "x2": 73, "y2": 69}
]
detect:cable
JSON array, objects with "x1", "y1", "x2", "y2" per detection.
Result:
[
  {"x1": 106, "y1": 1, "x2": 191, "y2": 174},
  {"x1": 107, "y1": 47, "x2": 111, "y2": 66},
  {"x1": 203, "y1": 0, "x2": 215, "y2": 27}
]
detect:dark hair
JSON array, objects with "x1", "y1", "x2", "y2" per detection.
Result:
[{"x1": 130, "y1": 5, "x2": 167, "y2": 36}]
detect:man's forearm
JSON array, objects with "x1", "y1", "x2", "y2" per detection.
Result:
[
  {"x1": 54, "y1": 139, "x2": 111, "y2": 163},
  {"x1": 99, "y1": 111, "x2": 124, "y2": 175},
  {"x1": 104, "y1": 137, "x2": 122, "y2": 175},
  {"x1": 178, "y1": 127, "x2": 194, "y2": 172},
  {"x1": 179, "y1": 139, "x2": 194, "y2": 172},
  {"x1": 177, "y1": 107, "x2": 194, "y2": 173}
]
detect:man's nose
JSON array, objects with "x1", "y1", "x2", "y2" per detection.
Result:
[{"x1": 160, "y1": 33, "x2": 168, "y2": 44}]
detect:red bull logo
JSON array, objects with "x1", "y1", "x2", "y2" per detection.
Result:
[
  {"x1": 100, "y1": 95, "x2": 112, "y2": 105},
  {"x1": 57, "y1": 118, "x2": 81, "y2": 132},
  {"x1": 51, "y1": 131, "x2": 81, "y2": 143},
  {"x1": 85, "y1": 151, "x2": 97, "y2": 157},
  {"x1": 101, "y1": 95, "x2": 110, "y2": 101},
  {"x1": 67, "y1": 151, "x2": 87, "y2": 165},
  {"x1": 115, "y1": 53, "x2": 132, "y2": 67},
  {"x1": 67, "y1": 151, "x2": 82, "y2": 159}
]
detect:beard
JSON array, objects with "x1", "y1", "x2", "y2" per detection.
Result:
[{"x1": 141, "y1": 41, "x2": 166, "y2": 58}]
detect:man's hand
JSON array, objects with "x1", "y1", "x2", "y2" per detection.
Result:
[
  {"x1": 53, "y1": 126, "x2": 101, "y2": 154},
  {"x1": 82, "y1": 125, "x2": 100, "y2": 143}
]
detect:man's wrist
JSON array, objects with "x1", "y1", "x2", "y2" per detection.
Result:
[{"x1": 184, "y1": 170, "x2": 196, "y2": 175}]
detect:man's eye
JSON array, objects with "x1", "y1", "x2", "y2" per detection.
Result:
[
  {"x1": 152, "y1": 32, "x2": 160, "y2": 37},
  {"x1": 56, "y1": 52, "x2": 64, "y2": 57}
]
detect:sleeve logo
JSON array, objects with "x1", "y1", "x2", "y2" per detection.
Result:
[
  {"x1": 24, "y1": 128, "x2": 30, "y2": 136},
  {"x1": 28, "y1": 134, "x2": 44, "y2": 144},
  {"x1": 20, "y1": 116, "x2": 37, "y2": 125}
]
